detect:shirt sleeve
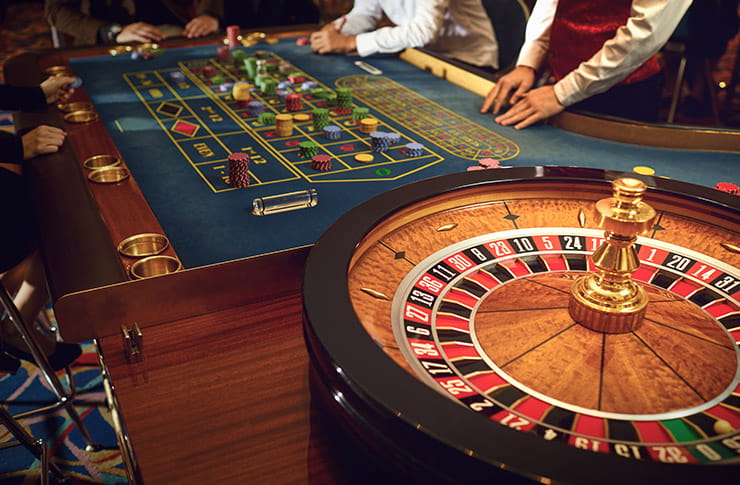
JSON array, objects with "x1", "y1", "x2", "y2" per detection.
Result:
[
  {"x1": 347, "y1": 0, "x2": 449, "y2": 57},
  {"x1": 516, "y1": 0, "x2": 557, "y2": 71},
  {"x1": 554, "y1": 0, "x2": 693, "y2": 107},
  {"x1": 45, "y1": 0, "x2": 108, "y2": 46},
  {"x1": 0, "y1": 131, "x2": 26, "y2": 164}
]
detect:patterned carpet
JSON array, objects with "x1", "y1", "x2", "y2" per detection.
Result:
[{"x1": 0, "y1": 337, "x2": 127, "y2": 484}]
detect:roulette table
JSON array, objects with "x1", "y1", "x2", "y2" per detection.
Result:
[{"x1": 3, "y1": 28, "x2": 739, "y2": 483}]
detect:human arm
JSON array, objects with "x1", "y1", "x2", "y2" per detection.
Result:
[
  {"x1": 45, "y1": 0, "x2": 118, "y2": 45},
  {"x1": 481, "y1": 0, "x2": 556, "y2": 115},
  {"x1": 182, "y1": 0, "x2": 222, "y2": 38},
  {"x1": 310, "y1": 0, "x2": 382, "y2": 55},
  {"x1": 352, "y1": 0, "x2": 449, "y2": 57},
  {"x1": 554, "y1": 0, "x2": 692, "y2": 107}
]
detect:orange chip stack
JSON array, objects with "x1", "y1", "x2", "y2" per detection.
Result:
[{"x1": 275, "y1": 113, "x2": 294, "y2": 136}]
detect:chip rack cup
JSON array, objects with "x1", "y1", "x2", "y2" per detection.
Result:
[
  {"x1": 117, "y1": 233, "x2": 170, "y2": 258},
  {"x1": 87, "y1": 166, "x2": 130, "y2": 183},
  {"x1": 82, "y1": 154, "x2": 121, "y2": 170},
  {"x1": 129, "y1": 255, "x2": 182, "y2": 279},
  {"x1": 57, "y1": 101, "x2": 93, "y2": 113}
]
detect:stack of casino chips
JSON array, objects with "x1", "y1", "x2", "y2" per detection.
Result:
[
  {"x1": 323, "y1": 125, "x2": 340, "y2": 140},
  {"x1": 244, "y1": 57, "x2": 258, "y2": 79},
  {"x1": 203, "y1": 65, "x2": 217, "y2": 79},
  {"x1": 276, "y1": 89, "x2": 290, "y2": 103},
  {"x1": 226, "y1": 25, "x2": 240, "y2": 49},
  {"x1": 370, "y1": 131, "x2": 390, "y2": 153},
  {"x1": 312, "y1": 108, "x2": 329, "y2": 130},
  {"x1": 310, "y1": 87, "x2": 326, "y2": 99},
  {"x1": 285, "y1": 93, "x2": 303, "y2": 111},
  {"x1": 715, "y1": 182, "x2": 739, "y2": 194},
  {"x1": 275, "y1": 114, "x2": 294, "y2": 136},
  {"x1": 311, "y1": 154, "x2": 332, "y2": 171},
  {"x1": 352, "y1": 107, "x2": 369, "y2": 123},
  {"x1": 232, "y1": 49, "x2": 246, "y2": 67},
  {"x1": 259, "y1": 79, "x2": 276, "y2": 96},
  {"x1": 210, "y1": 75, "x2": 225, "y2": 86},
  {"x1": 325, "y1": 93, "x2": 337, "y2": 107},
  {"x1": 404, "y1": 143, "x2": 425, "y2": 157},
  {"x1": 218, "y1": 45, "x2": 231, "y2": 62},
  {"x1": 288, "y1": 72, "x2": 306, "y2": 84},
  {"x1": 228, "y1": 152, "x2": 250, "y2": 188},
  {"x1": 360, "y1": 117, "x2": 378, "y2": 134},
  {"x1": 278, "y1": 61, "x2": 294, "y2": 74},
  {"x1": 301, "y1": 81, "x2": 318, "y2": 91},
  {"x1": 232, "y1": 82, "x2": 252, "y2": 106},
  {"x1": 336, "y1": 88, "x2": 352, "y2": 107},
  {"x1": 247, "y1": 100, "x2": 265, "y2": 117},
  {"x1": 299, "y1": 141, "x2": 318, "y2": 158},
  {"x1": 258, "y1": 112, "x2": 275, "y2": 125},
  {"x1": 277, "y1": 80, "x2": 292, "y2": 90},
  {"x1": 386, "y1": 132, "x2": 401, "y2": 146}
]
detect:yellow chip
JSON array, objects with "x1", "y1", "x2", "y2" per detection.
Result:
[
  {"x1": 265, "y1": 37, "x2": 279, "y2": 45},
  {"x1": 632, "y1": 166, "x2": 655, "y2": 176},
  {"x1": 241, "y1": 39, "x2": 257, "y2": 47},
  {"x1": 275, "y1": 114, "x2": 293, "y2": 122},
  {"x1": 355, "y1": 154, "x2": 374, "y2": 163},
  {"x1": 293, "y1": 113, "x2": 311, "y2": 121}
]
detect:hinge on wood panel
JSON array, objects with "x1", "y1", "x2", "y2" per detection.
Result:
[{"x1": 121, "y1": 323, "x2": 144, "y2": 362}]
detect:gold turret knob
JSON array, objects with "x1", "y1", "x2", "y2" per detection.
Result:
[{"x1": 568, "y1": 178, "x2": 657, "y2": 333}]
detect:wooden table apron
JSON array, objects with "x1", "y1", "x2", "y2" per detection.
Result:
[{"x1": 4, "y1": 31, "x2": 740, "y2": 483}]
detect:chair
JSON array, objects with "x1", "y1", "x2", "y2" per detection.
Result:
[
  {"x1": 0, "y1": 282, "x2": 99, "y2": 451},
  {"x1": 481, "y1": 0, "x2": 530, "y2": 72},
  {"x1": 0, "y1": 404, "x2": 66, "y2": 484}
]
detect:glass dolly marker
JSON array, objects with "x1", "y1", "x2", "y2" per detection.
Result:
[{"x1": 354, "y1": 61, "x2": 383, "y2": 75}]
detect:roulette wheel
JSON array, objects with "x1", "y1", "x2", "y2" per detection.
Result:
[{"x1": 302, "y1": 166, "x2": 739, "y2": 484}]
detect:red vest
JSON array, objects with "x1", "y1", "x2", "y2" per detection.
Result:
[{"x1": 549, "y1": 0, "x2": 661, "y2": 85}]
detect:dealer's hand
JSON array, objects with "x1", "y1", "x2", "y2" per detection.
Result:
[
  {"x1": 481, "y1": 66, "x2": 536, "y2": 116},
  {"x1": 183, "y1": 15, "x2": 219, "y2": 38},
  {"x1": 310, "y1": 16, "x2": 356, "y2": 54},
  {"x1": 494, "y1": 85, "x2": 565, "y2": 130},
  {"x1": 40, "y1": 75, "x2": 75, "y2": 104},
  {"x1": 116, "y1": 22, "x2": 165, "y2": 43},
  {"x1": 22, "y1": 125, "x2": 67, "y2": 159}
]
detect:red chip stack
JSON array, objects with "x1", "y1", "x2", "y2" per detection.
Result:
[
  {"x1": 285, "y1": 93, "x2": 303, "y2": 112},
  {"x1": 226, "y1": 25, "x2": 240, "y2": 49},
  {"x1": 311, "y1": 154, "x2": 332, "y2": 171},
  {"x1": 228, "y1": 152, "x2": 250, "y2": 188}
]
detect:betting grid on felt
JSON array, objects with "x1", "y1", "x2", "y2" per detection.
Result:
[{"x1": 70, "y1": 41, "x2": 740, "y2": 269}]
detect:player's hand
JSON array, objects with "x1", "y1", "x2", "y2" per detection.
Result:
[
  {"x1": 310, "y1": 29, "x2": 356, "y2": 55},
  {"x1": 481, "y1": 66, "x2": 536, "y2": 116},
  {"x1": 21, "y1": 125, "x2": 67, "y2": 159},
  {"x1": 183, "y1": 15, "x2": 219, "y2": 38},
  {"x1": 40, "y1": 75, "x2": 75, "y2": 104},
  {"x1": 494, "y1": 85, "x2": 565, "y2": 130},
  {"x1": 116, "y1": 22, "x2": 165, "y2": 43}
]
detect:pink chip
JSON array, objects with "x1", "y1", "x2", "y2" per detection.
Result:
[{"x1": 478, "y1": 158, "x2": 500, "y2": 168}]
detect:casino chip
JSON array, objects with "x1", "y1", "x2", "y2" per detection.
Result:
[
  {"x1": 299, "y1": 141, "x2": 318, "y2": 158},
  {"x1": 69, "y1": 77, "x2": 83, "y2": 89},
  {"x1": 228, "y1": 152, "x2": 250, "y2": 188},
  {"x1": 360, "y1": 118, "x2": 378, "y2": 134},
  {"x1": 715, "y1": 182, "x2": 739, "y2": 195},
  {"x1": 355, "y1": 154, "x2": 374, "y2": 163},
  {"x1": 479, "y1": 158, "x2": 500, "y2": 169},
  {"x1": 370, "y1": 131, "x2": 390, "y2": 153},
  {"x1": 296, "y1": 37, "x2": 310, "y2": 46},
  {"x1": 404, "y1": 143, "x2": 425, "y2": 157},
  {"x1": 632, "y1": 166, "x2": 655, "y2": 176},
  {"x1": 323, "y1": 125, "x2": 341, "y2": 140},
  {"x1": 311, "y1": 154, "x2": 332, "y2": 172}
]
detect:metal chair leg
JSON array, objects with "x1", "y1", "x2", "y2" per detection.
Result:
[
  {"x1": 0, "y1": 403, "x2": 66, "y2": 482},
  {"x1": 0, "y1": 282, "x2": 100, "y2": 451}
]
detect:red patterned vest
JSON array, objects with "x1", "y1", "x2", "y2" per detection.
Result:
[{"x1": 549, "y1": 0, "x2": 661, "y2": 84}]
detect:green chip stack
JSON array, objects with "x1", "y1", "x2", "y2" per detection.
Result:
[
  {"x1": 299, "y1": 141, "x2": 318, "y2": 159},
  {"x1": 336, "y1": 87, "x2": 353, "y2": 108},
  {"x1": 244, "y1": 57, "x2": 258, "y2": 79},
  {"x1": 312, "y1": 108, "x2": 329, "y2": 130},
  {"x1": 326, "y1": 93, "x2": 337, "y2": 107},
  {"x1": 258, "y1": 112, "x2": 275, "y2": 125},
  {"x1": 232, "y1": 50, "x2": 246, "y2": 66},
  {"x1": 259, "y1": 78, "x2": 276, "y2": 96},
  {"x1": 310, "y1": 87, "x2": 326, "y2": 99},
  {"x1": 352, "y1": 107, "x2": 369, "y2": 122}
]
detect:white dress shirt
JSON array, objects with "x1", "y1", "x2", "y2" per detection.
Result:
[
  {"x1": 517, "y1": 0, "x2": 692, "y2": 106},
  {"x1": 337, "y1": 0, "x2": 499, "y2": 69}
]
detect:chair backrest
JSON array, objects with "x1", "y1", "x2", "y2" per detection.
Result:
[{"x1": 481, "y1": 0, "x2": 530, "y2": 71}]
